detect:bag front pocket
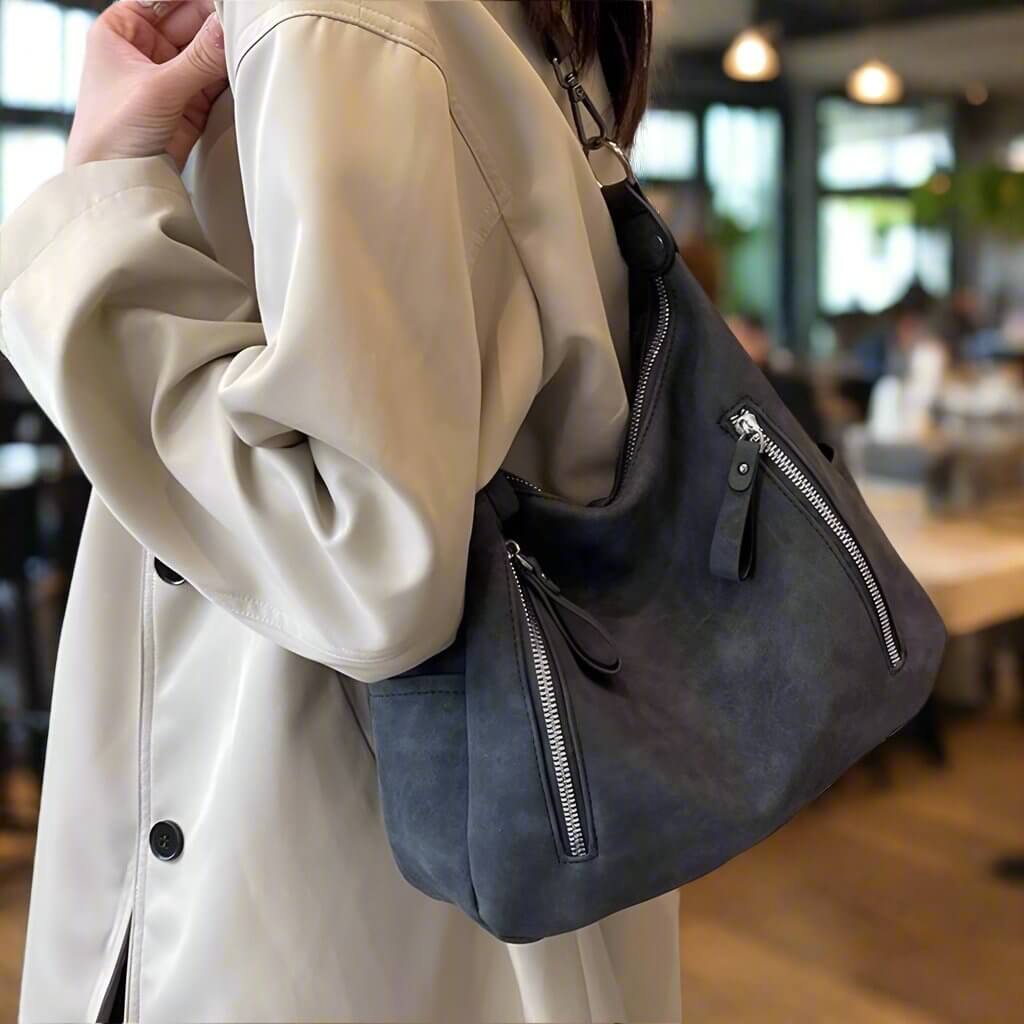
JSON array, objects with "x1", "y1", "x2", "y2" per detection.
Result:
[
  {"x1": 369, "y1": 673, "x2": 475, "y2": 907},
  {"x1": 712, "y1": 401, "x2": 904, "y2": 672}
]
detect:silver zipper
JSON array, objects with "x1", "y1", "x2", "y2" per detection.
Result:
[
  {"x1": 731, "y1": 409, "x2": 903, "y2": 669},
  {"x1": 504, "y1": 472, "x2": 544, "y2": 494},
  {"x1": 503, "y1": 272, "x2": 672, "y2": 496},
  {"x1": 506, "y1": 541, "x2": 588, "y2": 858},
  {"x1": 623, "y1": 275, "x2": 671, "y2": 469}
]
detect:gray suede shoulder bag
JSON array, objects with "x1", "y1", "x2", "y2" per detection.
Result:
[{"x1": 365, "y1": 26, "x2": 947, "y2": 943}]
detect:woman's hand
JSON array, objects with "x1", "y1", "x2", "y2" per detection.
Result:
[{"x1": 65, "y1": 0, "x2": 229, "y2": 173}]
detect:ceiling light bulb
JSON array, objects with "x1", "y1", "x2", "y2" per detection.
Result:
[
  {"x1": 965, "y1": 82, "x2": 989, "y2": 106},
  {"x1": 723, "y1": 29, "x2": 780, "y2": 83},
  {"x1": 847, "y1": 60, "x2": 903, "y2": 105}
]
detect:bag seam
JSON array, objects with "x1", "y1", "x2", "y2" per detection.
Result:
[{"x1": 370, "y1": 689, "x2": 463, "y2": 698}]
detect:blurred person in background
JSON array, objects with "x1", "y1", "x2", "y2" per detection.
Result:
[
  {"x1": 851, "y1": 283, "x2": 938, "y2": 385},
  {"x1": 861, "y1": 288, "x2": 953, "y2": 441}
]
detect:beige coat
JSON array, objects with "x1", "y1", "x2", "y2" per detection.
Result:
[{"x1": 0, "y1": 1, "x2": 681, "y2": 1020}]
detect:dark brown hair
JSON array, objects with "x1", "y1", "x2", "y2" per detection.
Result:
[{"x1": 520, "y1": 1, "x2": 653, "y2": 150}]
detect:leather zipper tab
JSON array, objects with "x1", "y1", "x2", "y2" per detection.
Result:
[
  {"x1": 507, "y1": 544, "x2": 621, "y2": 675},
  {"x1": 710, "y1": 436, "x2": 762, "y2": 581}
]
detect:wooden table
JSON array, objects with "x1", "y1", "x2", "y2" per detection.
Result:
[{"x1": 861, "y1": 481, "x2": 1024, "y2": 637}]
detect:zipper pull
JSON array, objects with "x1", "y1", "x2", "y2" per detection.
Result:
[
  {"x1": 507, "y1": 542, "x2": 621, "y2": 676},
  {"x1": 710, "y1": 411, "x2": 765, "y2": 582}
]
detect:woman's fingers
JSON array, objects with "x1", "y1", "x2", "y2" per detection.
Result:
[
  {"x1": 119, "y1": 1, "x2": 173, "y2": 25},
  {"x1": 155, "y1": 1, "x2": 219, "y2": 51},
  {"x1": 67, "y1": 0, "x2": 226, "y2": 172},
  {"x1": 154, "y1": 11, "x2": 227, "y2": 106},
  {"x1": 101, "y1": 2, "x2": 177, "y2": 64},
  {"x1": 121, "y1": 1, "x2": 217, "y2": 51}
]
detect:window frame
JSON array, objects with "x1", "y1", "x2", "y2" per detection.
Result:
[
  {"x1": 635, "y1": 95, "x2": 788, "y2": 339},
  {"x1": 814, "y1": 89, "x2": 959, "y2": 319},
  {"x1": 0, "y1": 0, "x2": 103, "y2": 214}
]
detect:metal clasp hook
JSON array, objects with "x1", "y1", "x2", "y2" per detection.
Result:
[
  {"x1": 551, "y1": 54, "x2": 607, "y2": 151},
  {"x1": 549, "y1": 52, "x2": 638, "y2": 186}
]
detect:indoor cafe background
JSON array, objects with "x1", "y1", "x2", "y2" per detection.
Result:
[{"x1": 1, "y1": 0, "x2": 1022, "y2": 1019}]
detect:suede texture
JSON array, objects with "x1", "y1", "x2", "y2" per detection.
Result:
[{"x1": 368, "y1": 180, "x2": 947, "y2": 943}]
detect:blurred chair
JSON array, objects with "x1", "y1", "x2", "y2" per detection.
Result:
[
  {"x1": 0, "y1": 480, "x2": 47, "y2": 781},
  {"x1": 47, "y1": 472, "x2": 92, "y2": 633},
  {"x1": 0, "y1": 398, "x2": 36, "y2": 444}
]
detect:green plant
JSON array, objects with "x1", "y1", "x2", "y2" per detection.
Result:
[{"x1": 911, "y1": 164, "x2": 1024, "y2": 238}]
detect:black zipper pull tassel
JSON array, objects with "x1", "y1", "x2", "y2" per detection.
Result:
[
  {"x1": 710, "y1": 423, "x2": 763, "y2": 582},
  {"x1": 507, "y1": 543, "x2": 621, "y2": 676}
]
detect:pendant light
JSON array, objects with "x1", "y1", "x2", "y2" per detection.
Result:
[
  {"x1": 723, "y1": 28, "x2": 780, "y2": 83},
  {"x1": 965, "y1": 82, "x2": 989, "y2": 106},
  {"x1": 847, "y1": 60, "x2": 903, "y2": 105}
]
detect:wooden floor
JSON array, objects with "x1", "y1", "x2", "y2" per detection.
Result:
[
  {"x1": 0, "y1": 716, "x2": 1021, "y2": 1021},
  {"x1": 0, "y1": 769, "x2": 37, "y2": 1023},
  {"x1": 679, "y1": 713, "x2": 1024, "y2": 1023}
]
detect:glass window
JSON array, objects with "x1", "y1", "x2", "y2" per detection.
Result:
[
  {"x1": 1, "y1": 126, "x2": 66, "y2": 219},
  {"x1": 818, "y1": 196, "x2": 951, "y2": 314},
  {"x1": 1, "y1": 0, "x2": 65, "y2": 111},
  {"x1": 818, "y1": 98, "x2": 954, "y2": 191},
  {"x1": 704, "y1": 104, "x2": 782, "y2": 323},
  {"x1": 632, "y1": 110, "x2": 697, "y2": 182},
  {"x1": 1007, "y1": 135, "x2": 1024, "y2": 174}
]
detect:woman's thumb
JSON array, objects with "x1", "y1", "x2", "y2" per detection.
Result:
[{"x1": 160, "y1": 13, "x2": 227, "y2": 100}]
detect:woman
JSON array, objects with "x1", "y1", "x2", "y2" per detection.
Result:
[{"x1": 1, "y1": 0, "x2": 681, "y2": 1020}]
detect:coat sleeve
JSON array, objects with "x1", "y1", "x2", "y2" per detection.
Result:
[{"x1": 0, "y1": 14, "x2": 483, "y2": 682}]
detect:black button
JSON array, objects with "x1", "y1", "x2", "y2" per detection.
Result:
[
  {"x1": 154, "y1": 558, "x2": 186, "y2": 586},
  {"x1": 149, "y1": 820, "x2": 185, "y2": 861}
]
